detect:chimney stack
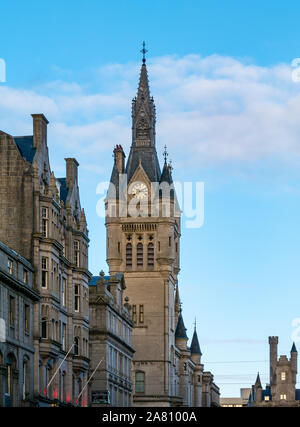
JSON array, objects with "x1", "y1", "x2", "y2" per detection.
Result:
[
  {"x1": 113, "y1": 145, "x2": 125, "y2": 174},
  {"x1": 32, "y1": 113, "x2": 49, "y2": 149},
  {"x1": 65, "y1": 158, "x2": 79, "y2": 188}
]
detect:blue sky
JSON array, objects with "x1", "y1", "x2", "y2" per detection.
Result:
[{"x1": 1, "y1": 0, "x2": 300, "y2": 398}]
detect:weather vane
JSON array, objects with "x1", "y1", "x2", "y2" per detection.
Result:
[
  {"x1": 140, "y1": 41, "x2": 148, "y2": 64},
  {"x1": 163, "y1": 145, "x2": 168, "y2": 163}
]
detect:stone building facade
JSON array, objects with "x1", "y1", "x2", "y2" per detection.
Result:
[
  {"x1": 104, "y1": 54, "x2": 219, "y2": 407},
  {"x1": 249, "y1": 336, "x2": 300, "y2": 406},
  {"x1": 89, "y1": 271, "x2": 134, "y2": 406},
  {"x1": 0, "y1": 114, "x2": 90, "y2": 406},
  {"x1": 0, "y1": 241, "x2": 40, "y2": 406}
]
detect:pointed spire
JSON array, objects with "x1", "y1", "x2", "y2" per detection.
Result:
[
  {"x1": 190, "y1": 326, "x2": 202, "y2": 355},
  {"x1": 291, "y1": 342, "x2": 297, "y2": 353},
  {"x1": 255, "y1": 372, "x2": 262, "y2": 388},
  {"x1": 175, "y1": 310, "x2": 188, "y2": 340},
  {"x1": 136, "y1": 57, "x2": 151, "y2": 106},
  {"x1": 126, "y1": 46, "x2": 161, "y2": 184}
]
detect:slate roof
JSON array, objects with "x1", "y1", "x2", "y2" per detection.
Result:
[
  {"x1": 190, "y1": 329, "x2": 202, "y2": 355},
  {"x1": 57, "y1": 178, "x2": 68, "y2": 204},
  {"x1": 175, "y1": 312, "x2": 188, "y2": 339},
  {"x1": 126, "y1": 146, "x2": 161, "y2": 184},
  {"x1": 255, "y1": 373, "x2": 262, "y2": 388},
  {"x1": 89, "y1": 275, "x2": 110, "y2": 286},
  {"x1": 291, "y1": 342, "x2": 297, "y2": 353},
  {"x1": 14, "y1": 136, "x2": 36, "y2": 163},
  {"x1": 160, "y1": 161, "x2": 173, "y2": 185},
  {"x1": 89, "y1": 273, "x2": 124, "y2": 286}
]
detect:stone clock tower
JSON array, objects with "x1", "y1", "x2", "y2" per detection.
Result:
[{"x1": 105, "y1": 49, "x2": 182, "y2": 406}]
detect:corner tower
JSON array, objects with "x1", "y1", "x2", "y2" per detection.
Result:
[{"x1": 105, "y1": 45, "x2": 181, "y2": 406}]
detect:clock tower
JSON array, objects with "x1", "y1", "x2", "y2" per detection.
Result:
[{"x1": 105, "y1": 46, "x2": 182, "y2": 406}]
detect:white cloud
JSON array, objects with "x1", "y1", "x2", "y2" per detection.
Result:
[{"x1": 1, "y1": 54, "x2": 300, "y2": 169}]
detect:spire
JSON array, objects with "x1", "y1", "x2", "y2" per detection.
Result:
[
  {"x1": 190, "y1": 326, "x2": 202, "y2": 355},
  {"x1": 126, "y1": 44, "x2": 161, "y2": 184},
  {"x1": 255, "y1": 372, "x2": 262, "y2": 388},
  {"x1": 291, "y1": 342, "x2": 297, "y2": 353},
  {"x1": 175, "y1": 310, "x2": 188, "y2": 340},
  {"x1": 160, "y1": 161, "x2": 173, "y2": 185}
]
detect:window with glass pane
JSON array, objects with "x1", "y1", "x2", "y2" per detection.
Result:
[
  {"x1": 137, "y1": 243, "x2": 143, "y2": 267},
  {"x1": 74, "y1": 284, "x2": 80, "y2": 312},
  {"x1": 126, "y1": 243, "x2": 132, "y2": 268},
  {"x1": 74, "y1": 240, "x2": 80, "y2": 267},
  {"x1": 147, "y1": 243, "x2": 154, "y2": 267},
  {"x1": 41, "y1": 257, "x2": 48, "y2": 288},
  {"x1": 42, "y1": 208, "x2": 49, "y2": 237},
  {"x1": 24, "y1": 304, "x2": 30, "y2": 333},
  {"x1": 135, "y1": 372, "x2": 145, "y2": 393}
]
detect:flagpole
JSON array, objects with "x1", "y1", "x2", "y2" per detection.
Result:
[
  {"x1": 76, "y1": 359, "x2": 103, "y2": 405},
  {"x1": 45, "y1": 341, "x2": 75, "y2": 395}
]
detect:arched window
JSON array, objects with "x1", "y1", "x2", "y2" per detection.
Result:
[
  {"x1": 74, "y1": 337, "x2": 79, "y2": 356},
  {"x1": 22, "y1": 357, "x2": 30, "y2": 400},
  {"x1": 137, "y1": 243, "x2": 143, "y2": 268},
  {"x1": 135, "y1": 371, "x2": 145, "y2": 393},
  {"x1": 62, "y1": 371, "x2": 67, "y2": 402},
  {"x1": 147, "y1": 243, "x2": 154, "y2": 267},
  {"x1": 5, "y1": 354, "x2": 17, "y2": 407},
  {"x1": 126, "y1": 243, "x2": 132, "y2": 268}
]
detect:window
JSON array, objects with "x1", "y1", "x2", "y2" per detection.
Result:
[
  {"x1": 74, "y1": 285, "x2": 80, "y2": 312},
  {"x1": 24, "y1": 304, "x2": 30, "y2": 334},
  {"x1": 135, "y1": 372, "x2": 145, "y2": 393},
  {"x1": 41, "y1": 257, "x2": 48, "y2": 288},
  {"x1": 147, "y1": 243, "x2": 154, "y2": 267},
  {"x1": 8, "y1": 259, "x2": 13, "y2": 275},
  {"x1": 132, "y1": 305, "x2": 137, "y2": 323},
  {"x1": 139, "y1": 305, "x2": 144, "y2": 324},
  {"x1": 74, "y1": 240, "x2": 80, "y2": 267},
  {"x1": 42, "y1": 207, "x2": 49, "y2": 237},
  {"x1": 281, "y1": 372, "x2": 286, "y2": 381},
  {"x1": 137, "y1": 243, "x2": 143, "y2": 268},
  {"x1": 62, "y1": 278, "x2": 66, "y2": 306},
  {"x1": 23, "y1": 359, "x2": 29, "y2": 400},
  {"x1": 62, "y1": 323, "x2": 66, "y2": 351},
  {"x1": 9, "y1": 296, "x2": 15, "y2": 327},
  {"x1": 264, "y1": 396, "x2": 270, "y2": 401},
  {"x1": 126, "y1": 243, "x2": 132, "y2": 268},
  {"x1": 280, "y1": 394, "x2": 287, "y2": 400},
  {"x1": 74, "y1": 337, "x2": 79, "y2": 356},
  {"x1": 6, "y1": 355, "x2": 13, "y2": 404},
  {"x1": 41, "y1": 317, "x2": 47, "y2": 339},
  {"x1": 169, "y1": 236, "x2": 171, "y2": 247},
  {"x1": 23, "y1": 269, "x2": 29, "y2": 284}
]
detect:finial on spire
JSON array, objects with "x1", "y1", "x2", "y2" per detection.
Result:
[
  {"x1": 194, "y1": 317, "x2": 197, "y2": 331},
  {"x1": 140, "y1": 41, "x2": 148, "y2": 64},
  {"x1": 163, "y1": 145, "x2": 168, "y2": 164}
]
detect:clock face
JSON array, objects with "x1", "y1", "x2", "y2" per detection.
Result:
[{"x1": 131, "y1": 182, "x2": 148, "y2": 200}]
